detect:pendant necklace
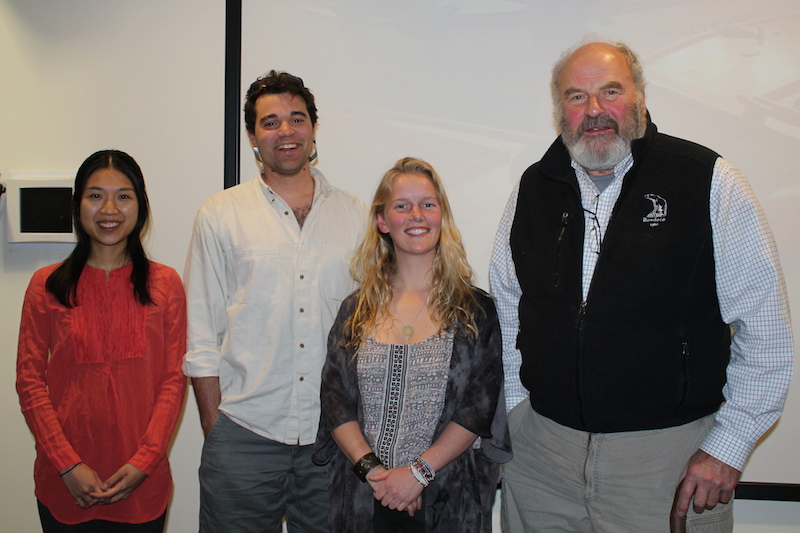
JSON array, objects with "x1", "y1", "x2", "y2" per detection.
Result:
[{"x1": 402, "y1": 301, "x2": 427, "y2": 338}]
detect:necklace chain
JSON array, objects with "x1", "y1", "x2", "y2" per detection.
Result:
[{"x1": 401, "y1": 301, "x2": 427, "y2": 337}]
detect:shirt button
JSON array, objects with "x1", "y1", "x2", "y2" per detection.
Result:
[
  {"x1": 299, "y1": 343, "x2": 305, "y2": 348},
  {"x1": 299, "y1": 274, "x2": 305, "y2": 280},
  {"x1": 284, "y1": 211, "x2": 290, "y2": 215},
  {"x1": 299, "y1": 376, "x2": 305, "y2": 381},
  {"x1": 299, "y1": 308, "x2": 305, "y2": 313}
]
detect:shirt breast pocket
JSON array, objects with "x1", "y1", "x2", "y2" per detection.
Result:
[
  {"x1": 319, "y1": 241, "x2": 356, "y2": 320},
  {"x1": 230, "y1": 244, "x2": 283, "y2": 303}
]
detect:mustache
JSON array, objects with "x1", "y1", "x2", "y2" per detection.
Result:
[{"x1": 579, "y1": 115, "x2": 619, "y2": 133}]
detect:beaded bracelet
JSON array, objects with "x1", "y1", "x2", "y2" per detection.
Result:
[
  {"x1": 409, "y1": 456, "x2": 435, "y2": 486},
  {"x1": 417, "y1": 456, "x2": 434, "y2": 479},
  {"x1": 409, "y1": 463, "x2": 429, "y2": 486}
]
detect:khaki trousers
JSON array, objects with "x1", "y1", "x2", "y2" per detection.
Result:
[{"x1": 501, "y1": 398, "x2": 733, "y2": 532}]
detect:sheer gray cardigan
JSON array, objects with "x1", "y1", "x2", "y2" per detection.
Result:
[{"x1": 313, "y1": 288, "x2": 512, "y2": 532}]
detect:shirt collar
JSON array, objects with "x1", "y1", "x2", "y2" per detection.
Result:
[
  {"x1": 571, "y1": 153, "x2": 634, "y2": 198},
  {"x1": 256, "y1": 166, "x2": 332, "y2": 203},
  {"x1": 571, "y1": 153, "x2": 634, "y2": 183}
]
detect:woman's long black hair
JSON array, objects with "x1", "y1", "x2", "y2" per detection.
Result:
[{"x1": 45, "y1": 149, "x2": 153, "y2": 307}]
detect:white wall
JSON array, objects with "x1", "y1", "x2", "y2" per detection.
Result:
[
  {"x1": 1, "y1": 0, "x2": 798, "y2": 531},
  {"x1": 0, "y1": 1, "x2": 222, "y2": 530},
  {"x1": 241, "y1": 0, "x2": 800, "y2": 477}
]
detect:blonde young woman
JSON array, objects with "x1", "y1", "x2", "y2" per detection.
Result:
[{"x1": 313, "y1": 158, "x2": 511, "y2": 532}]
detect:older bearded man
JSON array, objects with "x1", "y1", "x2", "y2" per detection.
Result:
[{"x1": 490, "y1": 41, "x2": 792, "y2": 532}]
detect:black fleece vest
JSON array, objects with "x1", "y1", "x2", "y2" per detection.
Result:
[{"x1": 511, "y1": 121, "x2": 731, "y2": 432}]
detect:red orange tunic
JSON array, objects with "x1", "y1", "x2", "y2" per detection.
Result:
[{"x1": 16, "y1": 262, "x2": 187, "y2": 524}]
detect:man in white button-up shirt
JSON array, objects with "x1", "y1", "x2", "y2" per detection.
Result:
[{"x1": 183, "y1": 71, "x2": 366, "y2": 532}]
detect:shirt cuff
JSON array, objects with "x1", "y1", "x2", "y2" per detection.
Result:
[
  {"x1": 699, "y1": 422, "x2": 751, "y2": 472},
  {"x1": 50, "y1": 448, "x2": 83, "y2": 476},
  {"x1": 129, "y1": 447, "x2": 164, "y2": 476},
  {"x1": 182, "y1": 352, "x2": 221, "y2": 378}
]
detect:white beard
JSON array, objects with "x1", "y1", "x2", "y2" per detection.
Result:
[
  {"x1": 560, "y1": 101, "x2": 645, "y2": 172},
  {"x1": 566, "y1": 130, "x2": 631, "y2": 172}
]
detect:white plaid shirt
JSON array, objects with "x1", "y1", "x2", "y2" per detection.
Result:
[{"x1": 489, "y1": 154, "x2": 793, "y2": 471}]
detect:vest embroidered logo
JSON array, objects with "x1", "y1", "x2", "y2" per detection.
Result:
[{"x1": 643, "y1": 194, "x2": 667, "y2": 227}]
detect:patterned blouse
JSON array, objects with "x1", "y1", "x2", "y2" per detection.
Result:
[{"x1": 358, "y1": 331, "x2": 455, "y2": 468}]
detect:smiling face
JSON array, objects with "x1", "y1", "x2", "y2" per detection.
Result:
[
  {"x1": 557, "y1": 43, "x2": 646, "y2": 173},
  {"x1": 79, "y1": 168, "x2": 139, "y2": 260},
  {"x1": 248, "y1": 92, "x2": 317, "y2": 181},
  {"x1": 376, "y1": 173, "x2": 442, "y2": 262}
]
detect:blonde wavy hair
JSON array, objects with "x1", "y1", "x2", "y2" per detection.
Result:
[{"x1": 345, "y1": 157, "x2": 480, "y2": 351}]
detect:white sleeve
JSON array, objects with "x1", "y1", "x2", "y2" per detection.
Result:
[
  {"x1": 182, "y1": 203, "x2": 229, "y2": 378},
  {"x1": 700, "y1": 158, "x2": 794, "y2": 471},
  {"x1": 488, "y1": 181, "x2": 529, "y2": 412}
]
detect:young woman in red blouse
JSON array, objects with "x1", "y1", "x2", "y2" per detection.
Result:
[{"x1": 16, "y1": 150, "x2": 187, "y2": 532}]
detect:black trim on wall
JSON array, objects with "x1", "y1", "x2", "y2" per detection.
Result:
[
  {"x1": 224, "y1": 0, "x2": 242, "y2": 189},
  {"x1": 223, "y1": 0, "x2": 800, "y2": 504},
  {"x1": 736, "y1": 482, "x2": 800, "y2": 501}
]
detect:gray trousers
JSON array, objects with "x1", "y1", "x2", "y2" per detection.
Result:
[
  {"x1": 501, "y1": 398, "x2": 733, "y2": 532},
  {"x1": 199, "y1": 412, "x2": 329, "y2": 533}
]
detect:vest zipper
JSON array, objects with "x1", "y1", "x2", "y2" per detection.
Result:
[
  {"x1": 679, "y1": 342, "x2": 690, "y2": 409},
  {"x1": 576, "y1": 300, "x2": 588, "y2": 428},
  {"x1": 553, "y1": 212, "x2": 569, "y2": 288}
]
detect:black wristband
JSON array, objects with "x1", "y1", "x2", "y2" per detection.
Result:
[
  {"x1": 352, "y1": 452, "x2": 383, "y2": 482},
  {"x1": 59, "y1": 462, "x2": 81, "y2": 477}
]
